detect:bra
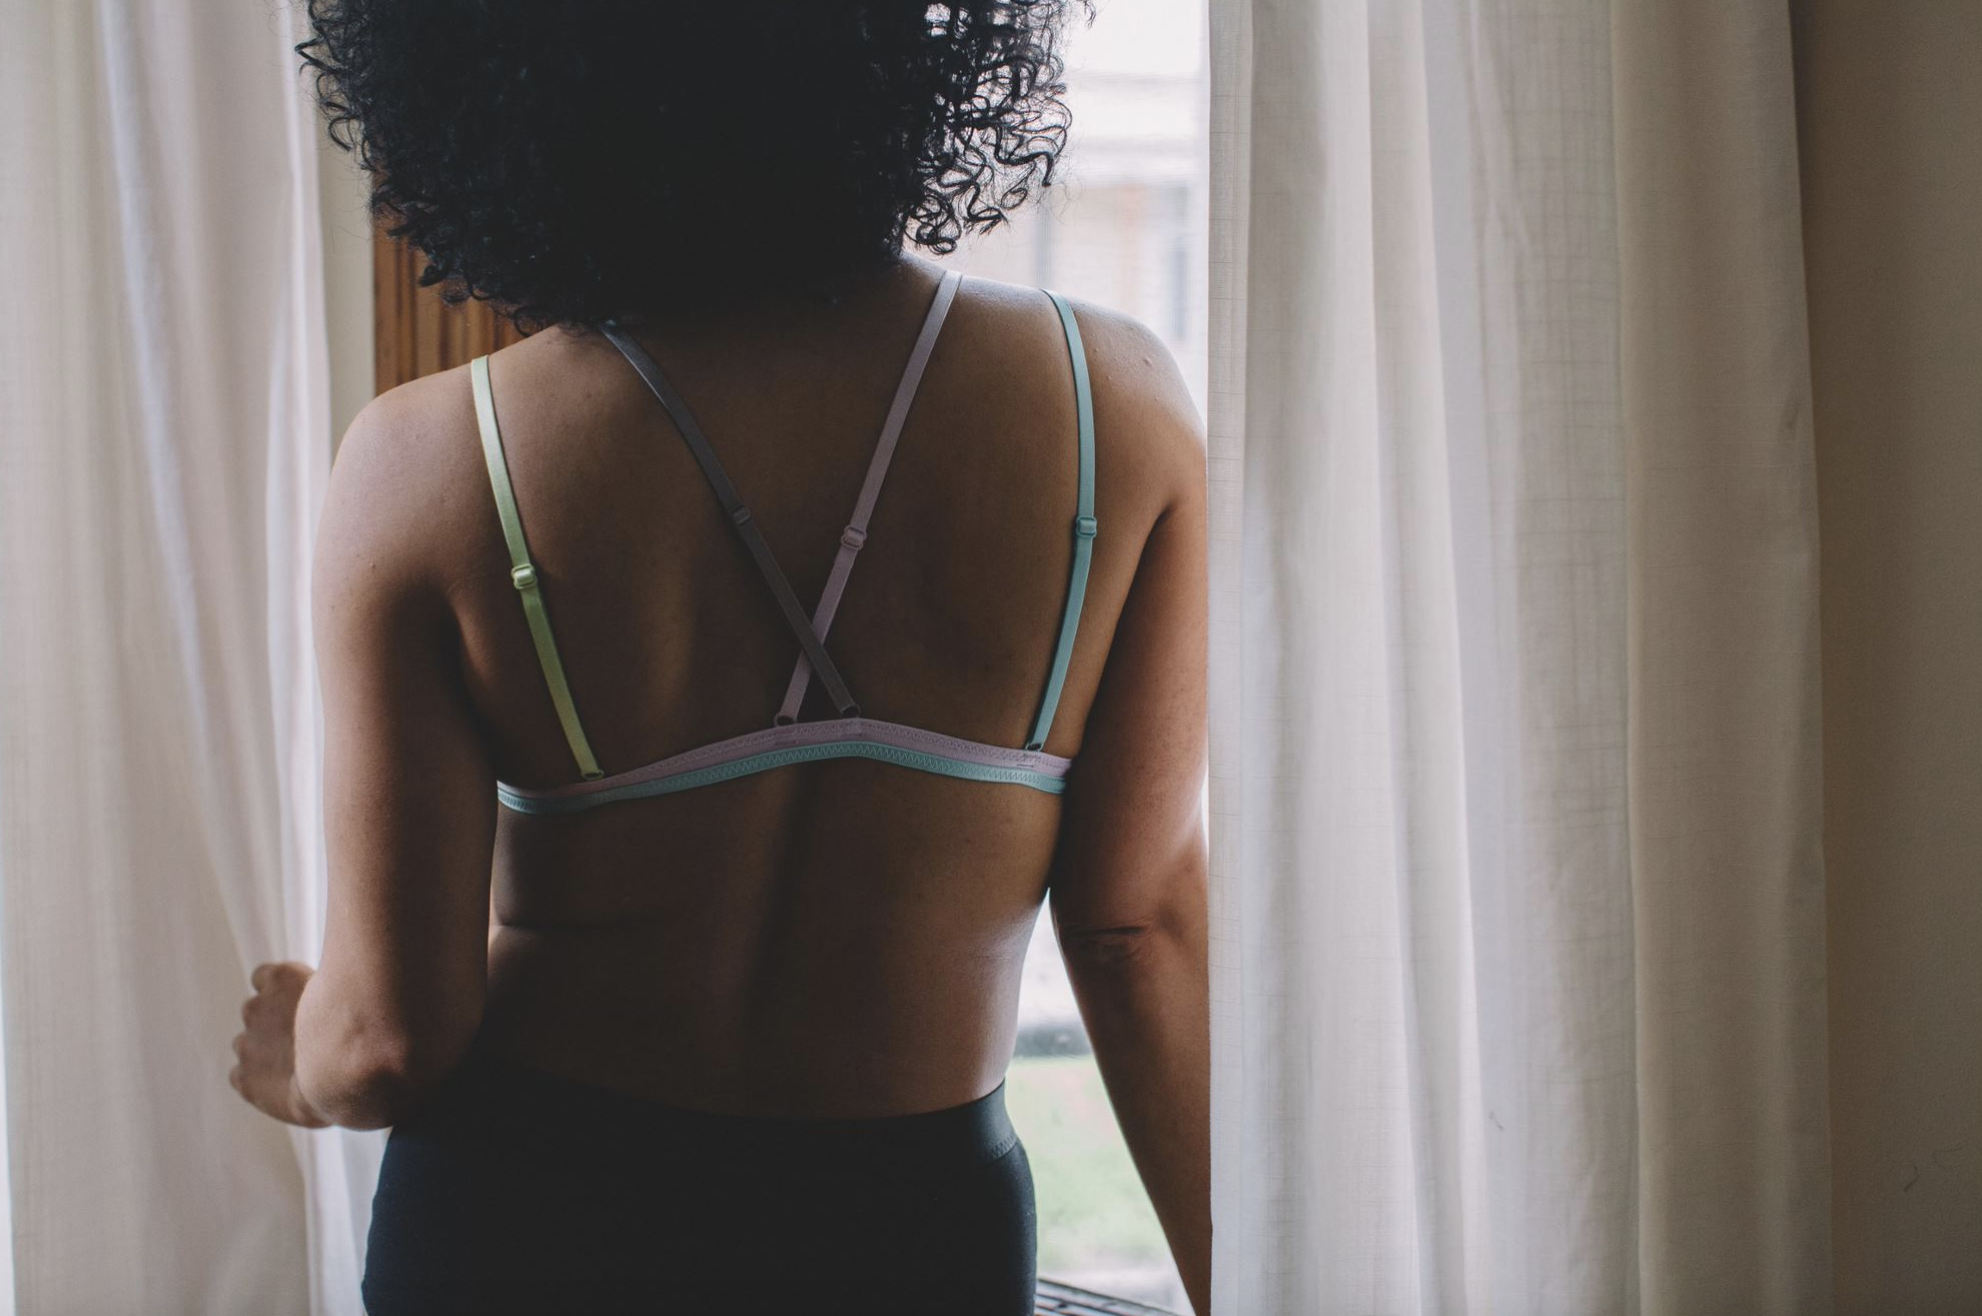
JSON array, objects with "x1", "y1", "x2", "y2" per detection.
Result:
[{"x1": 471, "y1": 269, "x2": 1097, "y2": 817}]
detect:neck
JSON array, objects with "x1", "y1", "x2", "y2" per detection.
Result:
[{"x1": 605, "y1": 250, "x2": 923, "y2": 335}]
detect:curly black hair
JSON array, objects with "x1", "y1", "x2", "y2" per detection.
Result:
[{"x1": 299, "y1": 1, "x2": 1085, "y2": 330}]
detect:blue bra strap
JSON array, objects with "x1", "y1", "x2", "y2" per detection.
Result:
[{"x1": 1025, "y1": 292, "x2": 1097, "y2": 753}]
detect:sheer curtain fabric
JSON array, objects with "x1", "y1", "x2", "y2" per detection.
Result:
[
  {"x1": 1206, "y1": 1, "x2": 1830, "y2": 1313},
  {"x1": 0, "y1": 3, "x2": 371, "y2": 1313}
]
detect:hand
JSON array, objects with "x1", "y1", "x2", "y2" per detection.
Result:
[{"x1": 231, "y1": 962, "x2": 331, "y2": 1129}]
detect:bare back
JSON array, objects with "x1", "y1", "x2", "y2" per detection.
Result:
[{"x1": 313, "y1": 257, "x2": 1205, "y2": 1120}]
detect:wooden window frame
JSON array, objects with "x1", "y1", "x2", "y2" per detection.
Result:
[{"x1": 373, "y1": 229, "x2": 527, "y2": 392}]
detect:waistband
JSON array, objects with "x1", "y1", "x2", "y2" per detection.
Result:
[{"x1": 423, "y1": 1046, "x2": 1020, "y2": 1180}]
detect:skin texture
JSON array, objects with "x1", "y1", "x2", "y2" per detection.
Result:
[{"x1": 229, "y1": 254, "x2": 1210, "y2": 1311}]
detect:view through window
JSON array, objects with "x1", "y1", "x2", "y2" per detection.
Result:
[{"x1": 931, "y1": 1, "x2": 1207, "y2": 1307}]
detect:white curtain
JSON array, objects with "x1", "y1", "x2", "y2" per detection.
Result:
[
  {"x1": 1206, "y1": 2, "x2": 1829, "y2": 1313},
  {"x1": 0, "y1": 2, "x2": 371, "y2": 1313}
]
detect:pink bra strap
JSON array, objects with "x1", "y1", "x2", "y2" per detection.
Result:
[{"x1": 775, "y1": 268, "x2": 965, "y2": 725}]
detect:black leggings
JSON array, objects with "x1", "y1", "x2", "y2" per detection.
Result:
[{"x1": 362, "y1": 1047, "x2": 1036, "y2": 1316}]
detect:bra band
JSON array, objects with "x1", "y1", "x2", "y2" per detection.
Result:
[
  {"x1": 499, "y1": 716, "x2": 1072, "y2": 815},
  {"x1": 776, "y1": 268, "x2": 964, "y2": 724},
  {"x1": 1024, "y1": 292, "x2": 1097, "y2": 753},
  {"x1": 470, "y1": 355, "x2": 604, "y2": 780}
]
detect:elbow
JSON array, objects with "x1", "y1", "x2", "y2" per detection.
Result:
[
  {"x1": 1060, "y1": 921, "x2": 1165, "y2": 974},
  {"x1": 1057, "y1": 890, "x2": 1208, "y2": 983},
  {"x1": 1060, "y1": 916, "x2": 1206, "y2": 982},
  {"x1": 295, "y1": 1021, "x2": 461, "y2": 1131},
  {"x1": 1054, "y1": 841, "x2": 1210, "y2": 981}
]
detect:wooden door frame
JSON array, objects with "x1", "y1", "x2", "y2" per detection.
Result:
[{"x1": 373, "y1": 229, "x2": 527, "y2": 394}]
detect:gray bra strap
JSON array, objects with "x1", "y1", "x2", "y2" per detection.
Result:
[{"x1": 597, "y1": 322, "x2": 860, "y2": 719}]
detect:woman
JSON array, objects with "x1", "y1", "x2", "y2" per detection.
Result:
[{"x1": 231, "y1": 3, "x2": 1209, "y2": 1313}]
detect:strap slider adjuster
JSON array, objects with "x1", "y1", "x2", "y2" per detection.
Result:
[
  {"x1": 840, "y1": 524, "x2": 868, "y2": 551},
  {"x1": 510, "y1": 563, "x2": 538, "y2": 591},
  {"x1": 1073, "y1": 515, "x2": 1098, "y2": 539},
  {"x1": 729, "y1": 505, "x2": 754, "y2": 527}
]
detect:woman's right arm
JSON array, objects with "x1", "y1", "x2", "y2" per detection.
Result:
[{"x1": 1047, "y1": 309, "x2": 1210, "y2": 1315}]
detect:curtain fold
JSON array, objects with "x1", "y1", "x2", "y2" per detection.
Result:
[
  {"x1": 1207, "y1": 2, "x2": 1829, "y2": 1312},
  {"x1": 0, "y1": 2, "x2": 363, "y2": 1312}
]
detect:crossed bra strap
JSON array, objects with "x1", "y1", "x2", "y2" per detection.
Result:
[
  {"x1": 772, "y1": 269, "x2": 963, "y2": 724},
  {"x1": 472, "y1": 276, "x2": 1097, "y2": 786},
  {"x1": 596, "y1": 320, "x2": 863, "y2": 719}
]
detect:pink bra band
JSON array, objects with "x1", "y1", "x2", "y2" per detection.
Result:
[{"x1": 498, "y1": 715, "x2": 1073, "y2": 814}]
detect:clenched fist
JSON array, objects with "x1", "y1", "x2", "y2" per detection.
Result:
[{"x1": 230, "y1": 961, "x2": 330, "y2": 1128}]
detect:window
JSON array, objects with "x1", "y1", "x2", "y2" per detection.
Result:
[{"x1": 930, "y1": 0, "x2": 1209, "y2": 416}]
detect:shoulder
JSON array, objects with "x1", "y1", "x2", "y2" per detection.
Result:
[
  {"x1": 315, "y1": 361, "x2": 492, "y2": 622},
  {"x1": 953, "y1": 274, "x2": 1206, "y2": 514},
  {"x1": 1054, "y1": 293, "x2": 1203, "y2": 457}
]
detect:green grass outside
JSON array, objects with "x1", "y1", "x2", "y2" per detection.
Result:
[{"x1": 1004, "y1": 1053, "x2": 1170, "y2": 1275}]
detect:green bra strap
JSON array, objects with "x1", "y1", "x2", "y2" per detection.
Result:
[
  {"x1": 1025, "y1": 292, "x2": 1098, "y2": 753},
  {"x1": 470, "y1": 355, "x2": 604, "y2": 781}
]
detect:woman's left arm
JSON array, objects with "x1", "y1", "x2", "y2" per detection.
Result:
[{"x1": 231, "y1": 389, "x2": 498, "y2": 1131}]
